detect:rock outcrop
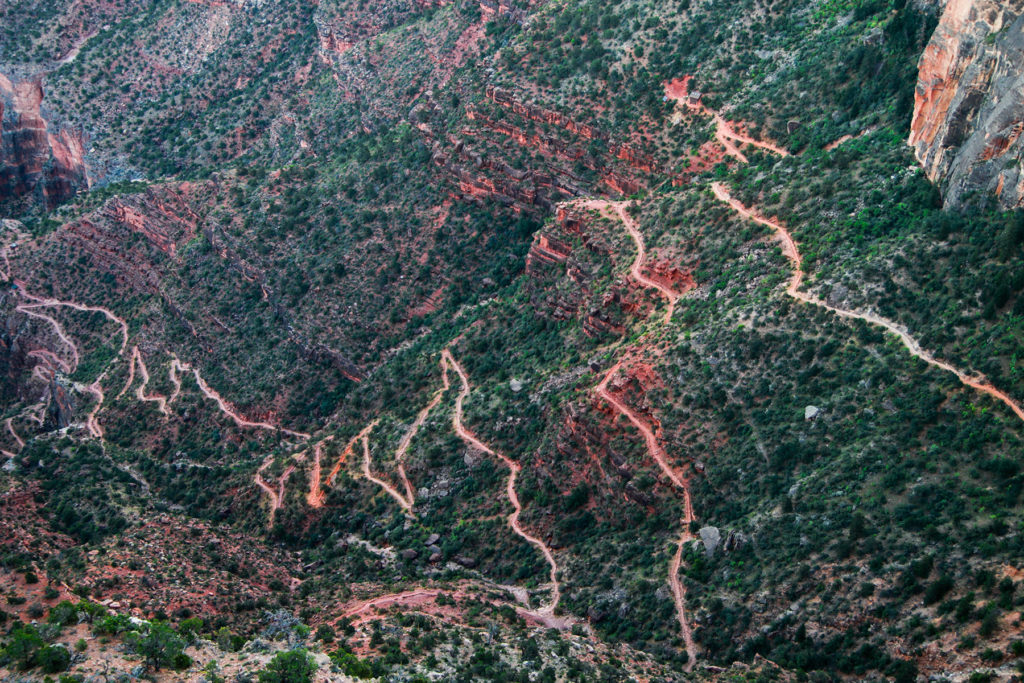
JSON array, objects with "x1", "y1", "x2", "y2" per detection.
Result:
[
  {"x1": 909, "y1": 0, "x2": 1024, "y2": 208},
  {"x1": 0, "y1": 74, "x2": 89, "y2": 212}
]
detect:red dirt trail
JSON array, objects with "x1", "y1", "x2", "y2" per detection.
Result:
[
  {"x1": 573, "y1": 198, "x2": 688, "y2": 323},
  {"x1": 710, "y1": 182, "x2": 1024, "y2": 424},
  {"x1": 169, "y1": 356, "x2": 311, "y2": 438},
  {"x1": 443, "y1": 349, "x2": 568, "y2": 627},
  {"x1": 664, "y1": 77, "x2": 789, "y2": 163}
]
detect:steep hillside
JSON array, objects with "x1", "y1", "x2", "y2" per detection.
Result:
[{"x1": 2, "y1": 0, "x2": 1024, "y2": 681}]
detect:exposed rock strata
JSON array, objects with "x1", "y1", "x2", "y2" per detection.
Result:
[
  {"x1": 0, "y1": 75, "x2": 88, "y2": 211},
  {"x1": 909, "y1": 0, "x2": 1024, "y2": 208}
]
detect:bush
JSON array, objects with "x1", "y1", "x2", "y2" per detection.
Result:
[
  {"x1": 330, "y1": 647, "x2": 374, "y2": 679},
  {"x1": 37, "y1": 644, "x2": 71, "y2": 673},
  {"x1": 126, "y1": 622, "x2": 186, "y2": 670},
  {"x1": 258, "y1": 649, "x2": 317, "y2": 683}
]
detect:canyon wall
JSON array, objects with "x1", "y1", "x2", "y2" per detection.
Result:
[
  {"x1": 909, "y1": 0, "x2": 1024, "y2": 208},
  {"x1": 0, "y1": 75, "x2": 88, "y2": 213}
]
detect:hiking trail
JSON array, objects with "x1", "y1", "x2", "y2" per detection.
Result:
[
  {"x1": 710, "y1": 181, "x2": 1024, "y2": 424},
  {"x1": 443, "y1": 349, "x2": 567, "y2": 627}
]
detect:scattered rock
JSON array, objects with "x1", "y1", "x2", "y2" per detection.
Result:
[{"x1": 454, "y1": 555, "x2": 477, "y2": 568}]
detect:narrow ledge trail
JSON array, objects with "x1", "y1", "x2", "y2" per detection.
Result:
[
  {"x1": 710, "y1": 182, "x2": 1024, "y2": 423},
  {"x1": 442, "y1": 348, "x2": 568, "y2": 627}
]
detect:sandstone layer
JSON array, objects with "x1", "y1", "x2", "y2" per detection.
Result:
[{"x1": 909, "y1": 0, "x2": 1024, "y2": 208}]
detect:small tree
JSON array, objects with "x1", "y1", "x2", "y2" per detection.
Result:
[
  {"x1": 128, "y1": 622, "x2": 186, "y2": 670},
  {"x1": 258, "y1": 649, "x2": 317, "y2": 683}
]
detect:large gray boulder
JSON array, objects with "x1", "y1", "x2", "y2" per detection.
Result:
[{"x1": 699, "y1": 526, "x2": 721, "y2": 559}]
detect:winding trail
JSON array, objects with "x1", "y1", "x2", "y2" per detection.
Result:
[
  {"x1": 325, "y1": 422, "x2": 378, "y2": 488},
  {"x1": 361, "y1": 428, "x2": 416, "y2": 515},
  {"x1": 393, "y1": 356, "x2": 453, "y2": 507},
  {"x1": 574, "y1": 198, "x2": 687, "y2": 323},
  {"x1": 26, "y1": 348, "x2": 71, "y2": 374},
  {"x1": 255, "y1": 455, "x2": 298, "y2": 527},
  {"x1": 16, "y1": 307, "x2": 80, "y2": 371},
  {"x1": 596, "y1": 360, "x2": 698, "y2": 668},
  {"x1": 6, "y1": 418, "x2": 24, "y2": 449},
  {"x1": 117, "y1": 347, "x2": 170, "y2": 416},
  {"x1": 577, "y1": 194, "x2": 700, "y2": 667},
  {"x1": 710, "y1": 182, "x2": 1024, "y2": 423},
  {"x1": 443, "y1": 349, "x2": 566, "y2": 626},
  {"x1": 169, "y1": 356, "x2": 311, "y2": 438},
  {"x1": 663, "y1": 77, "x2": 789, "y2": 163}
]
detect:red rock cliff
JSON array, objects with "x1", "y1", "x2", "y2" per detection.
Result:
[
  {"x1": 909, "y1": 0, "x2": 1024, "y2": 208},
  {"x1": 0, "y1": 74, "x2": 89, "y2": 212}
]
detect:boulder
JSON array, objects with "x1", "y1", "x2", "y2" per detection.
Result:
[
  {"x1": 804, "y1": 405, "x2": 820, "y2": 420},
  {"x1": 400, "y1": 549, "x2": 419, "y2": 561},
  {"x1": 699, "y1": 526, "x2": 721, "y2": 559},
  {"x1": 454, "y1": 555, "x2": 477, "y2": 568},
  {"x1": 425, "y1": 533, "x2": 440, "y2": 546}
]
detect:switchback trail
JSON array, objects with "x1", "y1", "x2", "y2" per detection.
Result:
[
  {"x1": 324, "y1": 421, "x2": 378, "y2": 489},
  {"x1": 596, "y1": 360, "x2": 698, "y2": 669},
  {"x1": 360, "y1": 426, "x2": 415, "y2": 515},
  {"x1": 710, "y1": 182, "x2": 1024, "y2": 423},
  {"x1": 169, "y1": 356, "x2": 311, "y2": 438},
  {"x1": 580, "y1": 195, "x2": 700, "y2": 668},
  {"x1": 573, "y1": 198, "x2": 687, "y2": 323},
  {"x1": 117, "y1": 347, "x2": 170, "y2": 416},
  {"x1": 391, "y1": 356, "x2": 452, "y2": 507},
  {"x1": 443, "y1": 349, "x2": 567, "y2": 626},
  {"x1": 255, "y1": 455, "x2": 298, "y2": 527},
  {"x1": 664, "y1": 77, "x2": 789, "y2": 163}
]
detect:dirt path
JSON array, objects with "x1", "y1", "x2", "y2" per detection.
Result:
[
  {"x1": 576, "y1": 193, "x2": 701, "y2": 667},
  {"x1": 255, "y1": 456, "x2": 298, "y2": 527},
  {"x1": 596, "y1": 360, "x2": 699, "y2": 669},
  {"x1": 6, "y1": 418, "x2": 24, "y2": 449},
  {"x1": 823, "y1": 126, "x2": 876, "y2": 151},
  {"x1": 325, "y1": 422, "x2": 378, "y2": 489},
  {"x1": 117, "y1": 347, "x2": 170, "y2": 416},
  {"x1": 26, "y1": 348, "x2": 71, "y2": 374},
  {"x1": 306, "y1": 437, "x2": 334, "y2": 508},
  {"x1": 16, "y1": 289, "x2": 129, "y2": 356},
  {"x1": 710, "y1": 182, "x2": 1024, "y2": 423},
  {"x1": 341, "y1": 589, "x2": 445, "y2": 625},
  {"x1": 16, "y1": 307, "x2": 80, "y2": 371},
  {"x1": 391, "y1": 356, "x2": 453, "y2": 507},
  {"x1": 360, "y1": 427, "x2": 415, "y2": 515},
  {"x1": 443, "y1": 349, "x2": 567, "y2": 626},
  {"x1": 169, "y1": 356, "x2": 311, "y2": 438},
  {"x1": 663, "y1": 78, "x2": 789, "y2": 163},
  {"x1": 573, "y1": 198, "x2": 686, "y2": 323}
]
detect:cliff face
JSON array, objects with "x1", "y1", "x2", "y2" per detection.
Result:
[
  {"x1": 909, "y1": 0, "x2": 1024, "y2": 208},
  {"x1": 0, "y1": 74, "x2": 88, "y2": 212}
]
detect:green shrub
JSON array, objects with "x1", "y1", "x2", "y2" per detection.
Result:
[
  {"x1": 37, "y1": 644, "x2": 71, "y2": 673},
  {"x1": 330, "y1": 647, "x2": 374, "y2": 679},
  {"x1": 258, "y1": 649, "x2": 317, "y2": 683}
]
